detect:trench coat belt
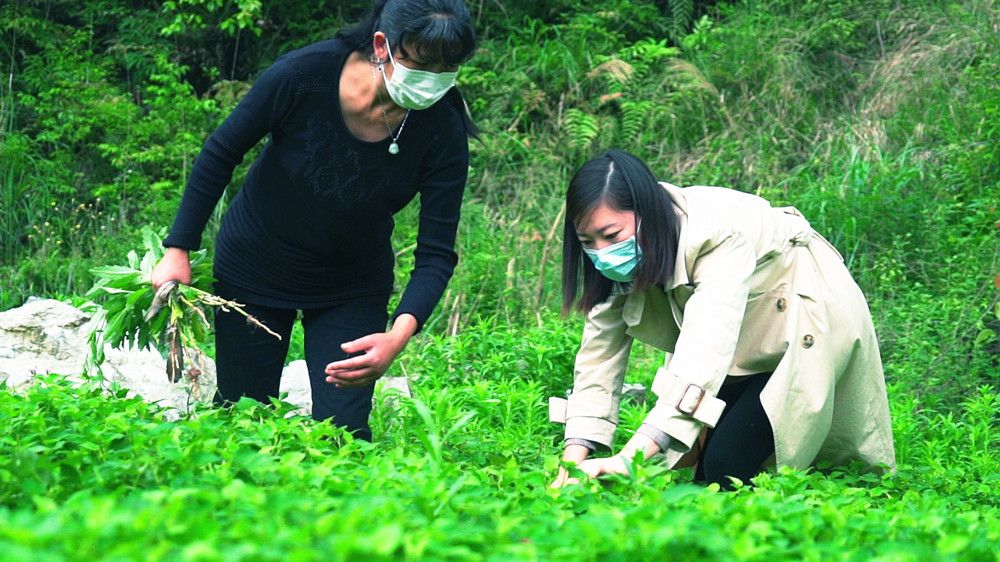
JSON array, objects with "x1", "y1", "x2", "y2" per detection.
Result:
[{"x1": 649, "y1": 368, "x2": 727, "y2": 428}]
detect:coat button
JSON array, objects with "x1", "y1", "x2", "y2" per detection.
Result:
[
  {"x1": 776, "y1": 298, "x2": 787, "y2": 312},
  {"x1": 802, "y1": 334, "x2": 815, "y2": 348}
]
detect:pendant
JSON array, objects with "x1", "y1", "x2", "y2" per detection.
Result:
[{"x1": 388, "y1": 142, "x2": 400, "y2": 155}]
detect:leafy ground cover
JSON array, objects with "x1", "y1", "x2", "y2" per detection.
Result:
[{"x1": 0, "y1": 352, "x2": 996, "y2": 561}]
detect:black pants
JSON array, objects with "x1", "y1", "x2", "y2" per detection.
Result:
[
  {"x1": 694, "y1": 372, "x2": 776, "y2": 490},
  {"x1": 213, "y1": 288, "x2": 389, "y2": 441}
]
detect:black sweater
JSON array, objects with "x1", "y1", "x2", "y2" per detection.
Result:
[{"x1": 164, "y1": 39, "x2": 469, "y2": 329}]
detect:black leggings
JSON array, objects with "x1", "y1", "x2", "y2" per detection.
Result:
[
  {"x1": 212, "y1": 288, "x2": 389, "y2": 441},
  {"x1": 694, "y1": 372, "x2": 775, "y2": 490}
]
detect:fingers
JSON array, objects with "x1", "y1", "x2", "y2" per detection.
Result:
[
  {"x1": 324, "y1": 331, "x2": 406, "y2": 387},
  {"x1": 324, "y1": 354, "x2": 371, "y2": 373},
  {"x1": 578, "y1": 461, "x2": 603, "y2": 479},
  {"x1": 341, "y1": 334, "x2": 378, "y2": 354},
  {"x1": 151, "y1": 255, "x2": 192, "y2": 288},
  {"x1": 549, "y1": 467, "x2": 570, "y2": 489},
  {"x1": 549, "y1": 469, "x2": 581, "y2": 489},
  {"x1": 326, "y1": 333, "x2": 393, "y2": 385},
  {"x1": 552, "y1": 456, "x2": 633, "y2": 489},
  {"x1": 325, "y1": 352, "x2": 383, "y2": 386},
  {"x1": 325, "y1": 365, "x2": 379, "y2": 385},
  {"x1": 328, "y1": 373, "x2": 379, "y2": 387}
]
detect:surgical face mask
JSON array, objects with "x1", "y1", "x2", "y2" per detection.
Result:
[
  {"x1": 583, "y1": 234, "x2": 643, "y2": 283},
  {"x1": 381, "y1": 42, "x2": 458, "y2": 110}
]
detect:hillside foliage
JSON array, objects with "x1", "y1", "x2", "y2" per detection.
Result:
[{"x1": 0, "y1": 0, "x2": 997, "y2": 559}]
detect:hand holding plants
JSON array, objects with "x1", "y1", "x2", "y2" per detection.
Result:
[
  {"x1": 550, "y1": 443, "x2": 590, "y2": 488},
  {"x1": 85, "y1": 228, "x2": 279, "y2": 379},
  {"x1": 550, "y1": 433, "x2": 659, "y2": 487},
  {"x1": 551, "y1": 455, "x2": 631, "y2": 488},
  {"x1": 579, "y1": 456, "x2": 632, "y2": 479},
  {"x1": 151, "y1": 247, "x2": 192, "y2": 288}
]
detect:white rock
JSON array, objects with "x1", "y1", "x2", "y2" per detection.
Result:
[
  {"x1": 0, "y1": 299, "x2": 220, "y2": 419},
  {"x1": 378, "y1": 376, "x2": 412, "y2": 398},
  {"x1": 623, "y1": 383, "x2": 646, "y2": 405},
  {"x1": 279, "y1": 359, "x2": 312, "y2": 416},
  {"x1": 1, "y1": 299, "x2": 406, "y2": 421}
]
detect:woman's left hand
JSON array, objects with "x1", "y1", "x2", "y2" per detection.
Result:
[
  {"x1": 577, "y1": 455, "x2": 631, "y2": 480},
  {"x1": 323, "y1": 331, "x2": 407, "y2": 387},
  {"x1": 325, "y1": 315, "x2": 418, "y2": 387}
]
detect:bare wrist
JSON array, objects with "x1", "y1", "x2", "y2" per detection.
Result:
[
  {"x1": 388, "y1": 314, "x2": 418, "y2": 346},
  {"x1": 561, "y1": 444, "x2": 590, "y2": 463}
]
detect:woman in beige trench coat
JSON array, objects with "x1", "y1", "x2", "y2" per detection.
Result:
[{"x1": 549, "y1": 150, "x2": 896, "y2": 489}]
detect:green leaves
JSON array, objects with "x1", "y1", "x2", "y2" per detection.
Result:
[
  {"x1": 86, "y1": 227, "x2": 204, "y2": 354},
  {"x1": 84, "y1": 226, "x2": 279, "y2": 380},
  {"x1": 84, "y1": 227, "x2": 281, "y2": 382},
  {"x1": 562, "y1": 108, "x2": 600, "y2": 152},
  {"x1": 1, "y1": 373, "x2": 998, "y2": 561}
]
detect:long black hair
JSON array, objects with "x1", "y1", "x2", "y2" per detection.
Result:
[
  {"x1": 562, "y1": 149, "x2": 681, "y2": 314},
  {"x1": 337, "y1": 0, "x2": 479, "y2": 138}
]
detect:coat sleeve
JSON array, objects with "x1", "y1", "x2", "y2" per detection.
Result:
[
  {"x1": 642, "y1": 230, "x2": 756, "y2": 453},
  {"x1": 564, "y1": 294, "x2": 633, "y2": 451},
  {"x1": 163, "y1": 56, "x2": 297, "y2": 251}
]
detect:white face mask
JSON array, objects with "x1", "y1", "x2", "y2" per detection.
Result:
[{"x1": 381, "y1": 42, "x2": 458, "y2": 110}]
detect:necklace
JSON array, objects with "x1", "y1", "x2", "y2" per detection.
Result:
[{"x1": 375, "y1": 87, "x2": 410, "y2": 155}]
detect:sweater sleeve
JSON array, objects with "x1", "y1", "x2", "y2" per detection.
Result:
[
  {"x1": 390, "y1": 120, "x2": 469, "y2": 332},
  {"x1": 163, "y1": 57, "x2": 297, "y2": 250}
]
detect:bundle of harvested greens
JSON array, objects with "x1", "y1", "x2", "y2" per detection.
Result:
[{"x1": 84, "y1": 227, "x2": 279, "y2": 380}]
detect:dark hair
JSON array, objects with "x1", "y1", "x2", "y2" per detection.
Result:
[
  {"x1": 337, "y1": 0, "x2": 479, "y2": 138},
  {"x1": 562, "y1": 149, "x2": 681, "y2": 314}
]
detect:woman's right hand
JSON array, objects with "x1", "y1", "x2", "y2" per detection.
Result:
[
  {"x1": 152, "y1": 247, "x2": 192, "y2": 288},
  {"x1": 549, "y1": 444, "x2": 591, "y2": 488}
]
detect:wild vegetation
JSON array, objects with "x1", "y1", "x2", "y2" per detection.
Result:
[{"x1": 0, "y1": 0, "x2": 997, "y2": 559}]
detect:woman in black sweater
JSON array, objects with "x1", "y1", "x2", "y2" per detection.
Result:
[{"x1": 151, "y1": 0, "x2": 477, "y2": 440}]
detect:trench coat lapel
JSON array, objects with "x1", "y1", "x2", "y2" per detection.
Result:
[{"x1": 620, "y1": 183, "x2": 692, "y2": 349}]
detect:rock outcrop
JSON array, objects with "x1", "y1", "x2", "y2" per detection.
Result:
[{"x1": 0, "y1": 299, "x2": 412, "y2": 420}]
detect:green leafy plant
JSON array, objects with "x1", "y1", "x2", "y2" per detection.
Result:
[
  {"x1": 2, "y1": 0, "x2": 999, "y2": 557},
  {"x1": 83, "y1": 227, "x2": 278, "y2": 378}
]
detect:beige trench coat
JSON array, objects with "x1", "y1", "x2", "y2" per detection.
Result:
[{"x1": 552, "y1": 183, "x2": 896, "y2": 471}]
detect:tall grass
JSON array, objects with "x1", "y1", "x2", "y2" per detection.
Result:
[
  {"x1": 2, "y1": 0, "x2": 997, "y2": 394},
  {"x1": 395, "y1": 1, "x2": 999, "y2": 338}
]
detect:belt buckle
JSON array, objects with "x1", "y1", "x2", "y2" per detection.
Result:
[{"x1": 676, "y1": 383, "x2": 705, "y2": 416}]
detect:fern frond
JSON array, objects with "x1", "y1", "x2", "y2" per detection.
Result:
[
  {"x1": 563, "y1": 108, "x2": 600, "y2": 151},
  {"x1": 619, "y1": 100, "x2": 654, "y2": 143},
  {"x1": 617, "y1": 39, "x2": 679, "y2": 79},
  {"x1": 669, "y1": 0, "x2": 695, "y2": 42}
]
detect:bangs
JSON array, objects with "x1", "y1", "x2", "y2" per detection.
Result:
[{"x1": 399, "y1": 15, "x2": 476, "y2": 66}]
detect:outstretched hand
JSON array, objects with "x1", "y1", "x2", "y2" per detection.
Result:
[
  {"x1": 550, "y1": 433, "x2": 660, "y2": 488},
  {"x1": 323, "y1": 314, "x2": 418, "y2": 388},
  {"x1": 324, "y1": 332, "x2": 406, "y2": 387},
  {"x1": 549, "y1": 456, "x2": 631, "y2": 488}
]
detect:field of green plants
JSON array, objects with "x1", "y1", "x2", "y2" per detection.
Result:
[{"x1": 1, "y1": 0, "x2": 998, "y2": 559}]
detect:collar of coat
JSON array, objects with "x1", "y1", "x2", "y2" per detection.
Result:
[
  {"x1": 618, "y1": 182, "x2": 692, "y2": 329},
  {"x1": 662, "y1": 182, "x2": 693, "y2": 292}
]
